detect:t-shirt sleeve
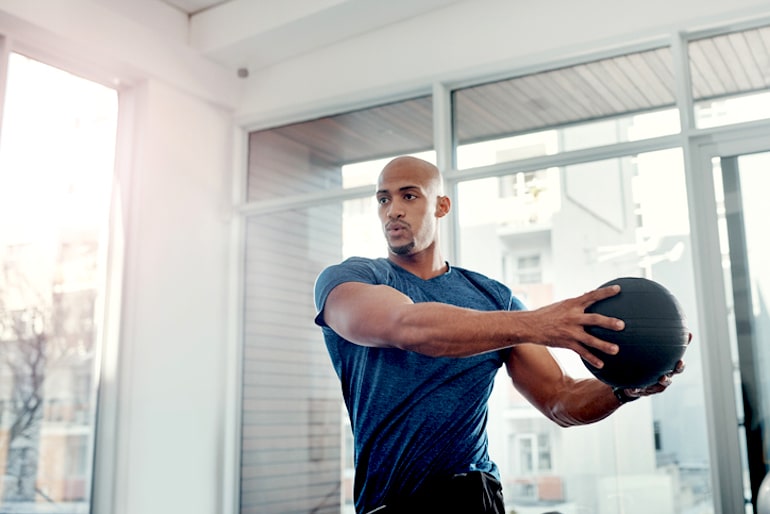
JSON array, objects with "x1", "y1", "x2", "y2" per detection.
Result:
[
  {"x1": 508, "y1": 293, "x2": 527, "y2": 312},
  {"x1": 313, "y1": 258, "x2": 381, "y2": 328}
]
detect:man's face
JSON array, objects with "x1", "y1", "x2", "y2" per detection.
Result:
[{"x1": 375, "y1": 161, "x2": 443, "y2": 256}]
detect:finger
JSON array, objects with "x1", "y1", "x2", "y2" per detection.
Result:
[
  {"x1": 642, "y1": 366, "x2": 681, "y2": 396},
  {"x1": 582, "y1": 312, "x2": 625, "y2": 331},
  {"x1": 581, "y1": 284, "x2": 621, "y2": 305},
  {"x1": 674, "y1": 360, "x2": 686, "y2": 374},
  {"x1": 581, "y1": 334, "x2": 620, "y2": 356},
  {"x1": 640, "y1": 382, "x2": 666, "y2": 395},
  {"x1": 580, "y1": 350, "x2": 605, "y2": 370},
  {"x1": 577, "y1": 335, "x2": 619, "y2": 369}
]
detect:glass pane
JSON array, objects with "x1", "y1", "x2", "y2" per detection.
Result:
[
  {"x1": 457, "y1": 149, "x2": 713, "y2": 513},
  {"x1": 341, "y1": 150, "x2": 435, "y2": 189},
  {"x1": 0, "y1": 54, "x2": 117, "y2": 513},
  {"x1": 456, "y1": 109, "x2": 680, "y2": 169},
  {"x1": 341, "y1": 196, "x2": 386, "y2": 260},
  {"x1": 453, "y1": 47, "x2": 679, "y2": 168},
  {"x1": 714, "y1": 151, "x2": 770, "y2": 510},
  {"x1": 242, "y1": 99, "x2": 434, "y2": 513},
  {"x1": 694, "y1": 91, "x2": 770, "y2": 129},
  {"x1": 242, "y1": 210, "x2": 343, "y2": 514},
  {"x1": 689, "y1": 24, "x2": 770, "y2": 129},
  {"x1": 245, "y1": 96, "x2": 433, "y2": 201},
  {"x1": 241, "y1": 197, "x2": 385, "y2": 513}
]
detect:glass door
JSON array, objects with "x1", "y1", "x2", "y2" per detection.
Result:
[
  {"x1": 690, "y1": 129, "x2": 770, "y2": 514},
  {"x1": 713, "y1": 150, "x2": 770, "y2": 512}
]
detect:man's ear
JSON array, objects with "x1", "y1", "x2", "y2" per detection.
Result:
[{"x1": 435, "y1": 195, "x2": 451, "y2": 218}]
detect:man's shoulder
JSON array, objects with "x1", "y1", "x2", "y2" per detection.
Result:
[
  {"x1": 315, "y1": 257, "x2": 391, "y2": 290},
  {"x1": 314, "y1": 257, "x2": 397, "y2": 314},
  {"x1": 342, "y1": 255, "x2": 388, "y2": 267},
  {"x1": 324, "y1": 256, "x2": 391, "y2": 274}
]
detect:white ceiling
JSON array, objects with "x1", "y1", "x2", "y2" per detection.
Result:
[
  {"x1": 161, "y1": 0, "x2": 229, "y2": 15},
  {"x1": 155, "y1": 0, "x2": 463, "y2": 73}
]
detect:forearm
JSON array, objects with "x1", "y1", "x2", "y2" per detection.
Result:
[
  {"x1": 388, "y1": 301, "x2": 535, "y2": 357},
  {"x1": 545, "y1": 378, "x2": 621, "y2": 427}
]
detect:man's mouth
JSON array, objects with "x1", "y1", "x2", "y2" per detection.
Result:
[{"x1": 386, "y1": 222, "x2": 408, "y2": 234}]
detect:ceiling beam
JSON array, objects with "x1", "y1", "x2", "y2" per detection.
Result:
[{"x1": 189, "y1": 0, "x2": 463, "y2": 71}]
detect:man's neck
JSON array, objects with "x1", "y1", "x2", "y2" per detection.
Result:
[{"x1": 388, "y1": 251, "x2": 448, "y2": 280}]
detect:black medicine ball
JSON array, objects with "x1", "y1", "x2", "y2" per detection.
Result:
[{"x1": 584, "y1": 277, "x2": 690, "y2": 388}]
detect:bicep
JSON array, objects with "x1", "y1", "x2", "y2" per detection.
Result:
[{"x1": 322, "y1": 281, "x2": 414, "y2": 347}]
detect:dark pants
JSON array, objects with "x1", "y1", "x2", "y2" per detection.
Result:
[{"x1": 367, "y1": 471, "x2": 506, "y2": 514}]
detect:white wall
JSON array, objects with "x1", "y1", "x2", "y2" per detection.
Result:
[
  {"x1": 0, "y1": 3, "x2": 239, "y2": 514},
  {"x1": 111, "y1": 79, "x2": 234, "y2": 514},
  {"x1": 237, "y1": 0, "x2": 770, "y2": 126},
  {"x1": 0, "y1": 0, "x2": 242, "y2": 109}
]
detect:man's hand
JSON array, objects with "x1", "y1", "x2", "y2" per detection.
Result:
[
  {"x1": 620, "y1": 358, "x2": 687, "y2": 400},
  {"x1": 524, "y1": 285, "x2": 625, "y2": 368}
]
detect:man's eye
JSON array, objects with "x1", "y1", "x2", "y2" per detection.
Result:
[
  {"x1": 404, "y1": 194, "x2": 417, "y2": 200},
  {"x1": 377, "y1": 197, "x2": 389, "y2": 205}
]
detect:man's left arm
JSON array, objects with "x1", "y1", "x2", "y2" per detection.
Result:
[{"x1": 505, "y1": 343, "x2": 685, "y2": 427}]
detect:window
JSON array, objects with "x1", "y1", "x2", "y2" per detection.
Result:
[
  {"x1": 458, "y1": 148, "x2": 711, "y2": 513},
  {"x1": 241, "y1": 97, "x2": 434, "y2": 514},
  {"x1": 0, "y1": 53, "x2": 117, "y2": 512},
  {"x1": 453, "y1": 47, "x2": 680, "y2": 169},
  {"x1": 690, "y1": 23, "x2": 770, "y2": 128},
  {"x1": 241, "y1": 20, "x2": 770, "y2": 513},
  {"x1": 503, "y1": 253, "x2": 542, "y2": 285},
  {"x1": 245, "y1": 96, "x2": 433, "y2": 201},
  {"x1": 511, "y1": 433, "x2": 553, "y2": 475}
]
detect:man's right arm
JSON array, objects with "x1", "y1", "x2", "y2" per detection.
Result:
[{"x1": 321, "y1": 281, "x2": 625, "y2": 368}]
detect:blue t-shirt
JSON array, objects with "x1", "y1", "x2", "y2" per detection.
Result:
[{"x1": 314, "y1": 257, "x2": 525, "y2": 512}]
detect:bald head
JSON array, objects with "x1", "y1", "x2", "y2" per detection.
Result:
[
  {"x1": 378, "y1": 156, "x2": 443, "y2": 196},
  {"x1": 375, "y1": 155, "x2": 451, "y2": 261}
]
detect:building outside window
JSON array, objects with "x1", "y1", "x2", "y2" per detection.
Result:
[
  {"x1": 0, "y1": 53, "x2": 117, "y2": 513},
  {"x1": 503, "y1": 253, "x2": 542, "y2": 285}
]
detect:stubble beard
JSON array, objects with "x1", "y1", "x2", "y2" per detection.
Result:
[
  {"x1": 388, "y1": 241, "x2": 416, "y2": 255},
  {"x1": 384, "y1": 221, "x2": 416, "y2": 255}
]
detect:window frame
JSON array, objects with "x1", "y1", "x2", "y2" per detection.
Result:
[
  {"x1": 0, "y1": 35, "x2": 126, "y2": 514},
  {"x1": 235, "y1": 19, "x2": 770, "y2": 514}
]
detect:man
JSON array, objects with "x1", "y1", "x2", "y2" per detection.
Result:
[{"x1": 314, "y1": 156, "x2": 685, "y2": 514}]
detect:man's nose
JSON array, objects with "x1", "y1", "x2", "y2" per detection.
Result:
[{"x1": 387, "y1": 201, "x2": 404, "y2": 218}]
